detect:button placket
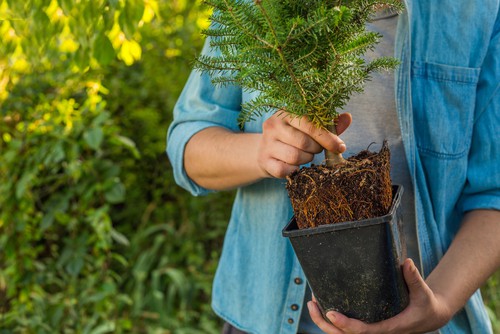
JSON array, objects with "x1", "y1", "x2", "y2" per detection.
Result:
[
  {"x1": 287, "y1": 276, "x2": 304, "y2": 328},
  {"x1": 280, "y1": 260, "x2": 306, "y2": 333}
]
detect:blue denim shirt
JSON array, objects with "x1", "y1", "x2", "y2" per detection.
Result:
[{"x1": 167, "y1": 1, "x2": 500, "y2": 333}]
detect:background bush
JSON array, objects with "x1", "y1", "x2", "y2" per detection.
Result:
[{"x1": 0, "y1": 0, "x2": 498, "y2": 333}]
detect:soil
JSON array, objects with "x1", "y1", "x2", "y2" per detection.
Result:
[{"x1": 286, "y1": 141, "x2": 393, "y2": 229}]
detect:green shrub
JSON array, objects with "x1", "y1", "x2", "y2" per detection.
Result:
[
  {"x1": 0, "y1": 80, "x2": 133, "y2": 333},
  {"x1": 0, "y1": 0, "x2": 232, "y2": 332}
]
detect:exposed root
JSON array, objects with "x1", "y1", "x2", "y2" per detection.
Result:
[{"x1": 286, "y1": 141, "x2": 393, "y2": 229}]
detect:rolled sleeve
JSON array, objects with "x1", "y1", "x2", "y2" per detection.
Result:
[
  {"x1": 459, "y1": 18, "x2": 500, "y2": 213},
  {"x1": 166, "y1": 38, "x2": 242, "y2": 196}
]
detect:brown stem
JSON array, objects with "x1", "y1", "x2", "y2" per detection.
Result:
[{"x1": 325, "y1": 123, "x2": 345, "y2": 166}]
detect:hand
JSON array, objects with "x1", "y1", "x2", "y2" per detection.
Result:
[
  {"x1": 307, "y1": 259, "x2": 453, "y2": 334},
  {"x1": 257, "y1": 111, "x2": 352, "y2": 178}
]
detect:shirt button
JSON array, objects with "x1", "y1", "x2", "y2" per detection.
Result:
[
  {"x1": 291, "y1": 304, "x2": 299, "y2": 311},
  {"x1": 288, "y1": 318, "x2": 294, "y2": 324},
  {"x1": 294, "y1": 277, "x2": 303, "y2": 285}
]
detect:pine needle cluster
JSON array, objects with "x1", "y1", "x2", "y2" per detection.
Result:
[{"x1": 195, "y1": 0, "x2": 404, "y2": 130}]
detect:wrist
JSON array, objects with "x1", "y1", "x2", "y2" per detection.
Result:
[{"x1": 431, "y1": 291, "x2": 455, "y2": 329}]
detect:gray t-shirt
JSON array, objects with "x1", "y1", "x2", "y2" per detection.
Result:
[
  {"x1": 298, "y1": 11, "x2": 421, "y2": 334},
  {"x1": 340, "y1": 14, "x2": 420, "y2": 269}
]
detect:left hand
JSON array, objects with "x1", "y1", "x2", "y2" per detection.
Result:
[{"x1": 307, "y1": 258, "x2": 453, "y2": 334}]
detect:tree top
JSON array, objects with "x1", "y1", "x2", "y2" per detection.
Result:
[{"x1": 196, "y1": 0, "x2": 404, "y2": 129}]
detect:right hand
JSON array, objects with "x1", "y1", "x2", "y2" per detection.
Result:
[
  {"x1": 307, "y1": 258, "x2": 453, "y2": 334},
  {"x1": 257, "y1": 110, "x2": 352, "y2": 178}
]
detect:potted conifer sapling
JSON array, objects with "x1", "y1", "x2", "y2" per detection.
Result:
[{"x1": 196, "y1": 0, "x2": 409, "y2": 323}]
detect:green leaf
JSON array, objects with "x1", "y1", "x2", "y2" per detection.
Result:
[
  {"x1": 15, "y1": 171, "x2": 35, "y2": 199},
  {"x1": 110, "y1": 228, "x2": 130, "y2": 247},
  {"x1": 58, "y1": 0, "x2": 73, "y2": 16},
  {"x1": 41, "y1": 213, "x2": 55, "y2": 231},
  {"x1": 94, "y1": 33, "x2": 116, "y2": 66},
  {"x1": 166, "y1": 268, "x2": 186, "y2": 288},
  {"x1": 73, "y1": 45, "x2": 91, "y2": 70},
  {"x1": 83, "y1": 127, "x2": 104, "y2": 150},
  {"x1": 104, "y1": 180, "x2": 125, "y2": 204},
  {"x1": 108, "y1": 0, "x2": 119, "y2": 9},
  {"x1": 119, "y1": 0, "x2": 145, "y2": 39},
  {"x1": 44, "y1": 142, "x2": 65, "y2": 164},
  {"x1": 115, "y1": 135, "x2": 140, "y2": 158},
  {"x1": 5, "y1": 0, "x2": 28, "y2": 18},
  {"x1": 33, "y1": 10, "x2": 51, "y2": 45},
  {"x1": 65, "y1": 256, "x2": 84, "y2": 277},
  {"x1": 111, "y1": 253, "x2": 129, "y2": 267},
  {"x1": 89, "y1": 321, "x2": 115, "y2": 334},
  {"x1": 92, "y1": 111, "x2": 111, "y2": 127},
  {"x1": 3, "y1": 151, "x2": 18, "y2": 164}
]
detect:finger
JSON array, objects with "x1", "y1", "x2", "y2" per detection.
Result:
[
  {"x1": 271, "y1": 140, "x2": 315, "y2": 166},
  {"x1": 266, "y1": 113, "x2": 323, "y2": 154},
  {"x1": 403, "y1": 258, "x2": 429, "y2": 297},
  {"x1": 335, "y1": 112, "x2": 352, "y2": 135},
  {"x1": 308, "y1": 302, "x2": 344, "y2": 334},
  {"x1": 287, "y1": 117, "x2": 347, "y2": 155},
  {"x1": 262, "y1": 158, "x2": 299, "y2": 178},
  {"x1": 326, "y1": 311, "x2": 376, "y2": 334},
  {"x1": 282, "y1": 126, "x2": 324, "y2": 154}
]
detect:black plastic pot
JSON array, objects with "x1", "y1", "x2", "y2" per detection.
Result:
[{"x1": 282, "y1": 185, "x2": 409, "y2": 323}]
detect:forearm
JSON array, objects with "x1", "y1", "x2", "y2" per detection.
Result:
[
  {"x1": 426, "y1": 209, "x2": 500, "y2": 317},
  {"x1": 184, "y1": 127, "x2": 267, "y2": 190}
]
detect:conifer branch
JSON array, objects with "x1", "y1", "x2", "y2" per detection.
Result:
[
  {"x1": 254, "y1": 1, "x2": 309, "y2": 105},
  {"x1": 283, "y1": 16, "x2": 329, "y2": 48},
  {"x1": 220, "y1": 0, "x2": 274, "y2": 50}
]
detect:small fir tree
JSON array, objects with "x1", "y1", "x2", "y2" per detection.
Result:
[{"x1": 195, "y1": 0, "x2": 404, "y2": 165}]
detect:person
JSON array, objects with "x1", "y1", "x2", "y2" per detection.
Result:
[{"x1": 167, "y1": 1, "x2": 500, "y2": 333}]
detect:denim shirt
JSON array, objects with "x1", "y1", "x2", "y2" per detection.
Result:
[{"x1": 167, "y1": 1, "x2": 500, "y2": 333}]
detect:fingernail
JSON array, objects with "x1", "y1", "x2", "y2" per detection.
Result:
[
  {"x1": 407, "y1": 258, "x2": 415, "y2": 270},
  {"x1": 327, "y1": 311, "x2": 336, "y2": 322},
  {"x1": 307, "y1": 301, "x2": 312, "y2": 311},
  {"x1": 339, "y1": 143, "x2": 346, "y2": 152}
]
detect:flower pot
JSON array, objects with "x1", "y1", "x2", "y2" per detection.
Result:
[{"x1": 282, "y1": 185, "x2": 409, "y2": 323}]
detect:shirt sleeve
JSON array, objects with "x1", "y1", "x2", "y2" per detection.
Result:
[
  {"x1": 459, "y1": 14, "x2": 500, "y2": 213},
  {"x1": 166, "y1": 38, "x2": 242, "y2": 196}
]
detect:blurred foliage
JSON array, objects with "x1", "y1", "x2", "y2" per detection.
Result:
[
  {"x1": 0, "y1": 0, "x2": 498, "y2": 333},
  {"x1": 483, "y1": 271, "x2": 500, "y2": 333},
  {"x1": 0, "y1": 0, "x2": 234, "y2": 332}
]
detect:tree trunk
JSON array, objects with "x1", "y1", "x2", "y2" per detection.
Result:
[{"x1": 325, "y1": 123, "x2": 345, "y2": 166}]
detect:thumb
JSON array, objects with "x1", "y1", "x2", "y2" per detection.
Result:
[
  {"x1": 335, "y1": 112, "x2": 352, "y2": 135},
  {"x1": 403, "y1": 258, "x2": 426, "y2": 295}
]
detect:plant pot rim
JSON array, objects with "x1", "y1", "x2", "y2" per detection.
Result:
[{"x1": 282, "y1": 184, "x2": 403, "y2": 237}]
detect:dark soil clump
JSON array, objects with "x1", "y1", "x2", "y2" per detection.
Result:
[{"x1": 286, "y1": 141, "x2": 393, "y2": 229}]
